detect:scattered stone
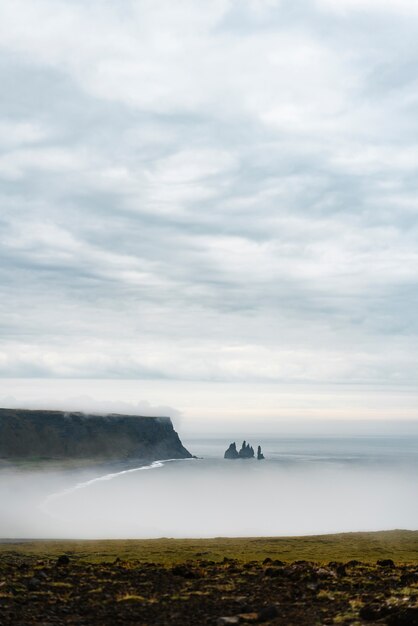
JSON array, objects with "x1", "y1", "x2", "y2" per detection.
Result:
[
  {"x1": 264, "y1": 567, "x2": 285, "y2": 578},
  {"x1": 171, "y1": 564, "x2": 200, "y2": 579},
  {"x1": 27, "y1": 577, "x2": 41, "y2": 590},
  {"x1": 1, "y1": 552, "x2": 418, "y2": 626},
  {"x1": 336, "y1": 564, "x2": 347, "y2": 577},
  {"x1": 359, "y1": 602, "x2": 391, "y2": 621},
  {"x1": 257, "y1": 605, "x2": 279, "y2": 622},
  {"x1": 316, "y1": 567, "x2": 336, "y2": 578},
  {"x1": 400, "y1": 571, "x2": 418, "y2": 585},
  {"x1": 377, "y1": 558, "x2": 395, "y2": 568},
  {"x1": 387, "y1": 607, "x2": 418, "y2": 626},
  {"x1": 56, "y1": 555, "x2": 70, "y2": 566}
]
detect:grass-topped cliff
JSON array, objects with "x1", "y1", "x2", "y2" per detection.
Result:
[{"x1": 0, "y1": 408, "x2": 191, "y2": 462}]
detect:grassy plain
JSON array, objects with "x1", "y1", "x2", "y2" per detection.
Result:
[{"x1": 1, "y1": 530, "x2": 417, "y2": 564}]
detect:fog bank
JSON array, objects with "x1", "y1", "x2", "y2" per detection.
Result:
[{"x1": 1, "y1": 436, "x2": 417, "y2": 539}]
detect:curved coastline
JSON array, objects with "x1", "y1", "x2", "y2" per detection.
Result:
[{"x1": 39, "y1": 457, "x2": 197, "y2": 518}]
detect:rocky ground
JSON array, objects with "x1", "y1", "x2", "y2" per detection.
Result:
[{"x1": 0, "y1": 553, "x2": 417, "y2": 625}]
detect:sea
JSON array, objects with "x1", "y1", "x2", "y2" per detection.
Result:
[{"x1": 1, "y1": 435, "x2": 417, "y2": 539}]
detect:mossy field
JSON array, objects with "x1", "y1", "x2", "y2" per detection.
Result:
[
  {"x1": 1, "y1": 531, "x2": 418, "y2": 624},
  {"x1": 1, "y1": 530, "x2": 417, "y2": 565}
]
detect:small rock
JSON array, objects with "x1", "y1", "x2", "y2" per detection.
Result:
[
  {"x1": 400, "y1": 571, "x2": 418, "y2": 585},
  {"x1": 257, "y1": 605, "x2": 279, "y2": 622},
  {"x1": 217, "y1": 618, "x2": 240, "y2": 625},
  {"x1": 316, "y1": 567, "x2": 334, "y2": 577},
  {"x1": 387, "y1": 607, "x2": 418, "y2": 626},
  {"x1": 359, "y1": 603, "x2": 390, "y2": 621},
  {"x1": 18, "y1": 562, "x2": 29, "y2": 571},
  {"x1": 56, "y1": 555, "x2": 70, "y2": 566},
  {"x1": 27, "y1": 577, "x2": 41, "y2": 590},
  {"x1": 377, "y1": 559, "x2": 395, "y2": 568},
  {"x1": 171, "y1": 564, "x2": 199, "y2": 578},
  {"x1": 264, "y1": 566, "x2": 284, "y2": 578},
  {"x1": 336, "y1": 564, "x2": 347, "y2": 577}
]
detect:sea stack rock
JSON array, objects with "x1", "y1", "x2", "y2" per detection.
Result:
[
  {"x1": 224, "y1": 440, "x2": 265, "y2": 460},
  {"x1": 238, "y1": 440, "x2": 255, "y2": 459},
  {"x1": 224, "y1": 442, "x2": 239, "y2": 459}
]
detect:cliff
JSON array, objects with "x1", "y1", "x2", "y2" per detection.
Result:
[{"x1": 0, "y1": 408, "x2": 192, "y2": 462}]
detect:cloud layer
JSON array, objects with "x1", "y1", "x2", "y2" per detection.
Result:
[{"x1": 0, "y1": 0, "x2": 417, "y2": 396}]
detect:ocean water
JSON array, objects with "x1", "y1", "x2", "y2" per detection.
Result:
[{"x1": 1, "y1": 435, "x2": 417, "y2": 539}]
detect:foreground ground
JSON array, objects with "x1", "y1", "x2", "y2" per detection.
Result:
[{"x1": 0, "y1": 531, "x2": 417, "y2": 625}]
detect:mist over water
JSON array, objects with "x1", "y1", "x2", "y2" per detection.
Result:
[{"x1": 1, "y1": 435, "x2": 418, "y2": 539}]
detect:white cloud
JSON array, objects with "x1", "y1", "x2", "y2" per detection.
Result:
[
  {"x1": 0, "y1": 0, "x2": 417, "y2": 419},
  {"x1": 317, "y1": 0, "x2": 418, "y2": 16},
  {"x1": 0, "y1": 146, "x2": 96, "y2": 180},
  {"x1": 0, "y1": 0, "x2": 352, "y2": 130},
  {"x1": 0, "y1": 120, "x2": 47, "y2": 147}
]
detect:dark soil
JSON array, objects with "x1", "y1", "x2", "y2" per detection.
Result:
[{"x1": 0, "y1": 554, "x2": 417, "y2": 625}]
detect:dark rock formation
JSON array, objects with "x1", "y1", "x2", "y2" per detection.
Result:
[
  {"x1": 224, "y1": 442, "x2": 239, "y2": 459},
  {"x1": 238, "y1": 441, "x2": 254, "y2": 458},
  {"x1": 224, "y1": 440, "x2": 265, "y2": 460},
  {"x1": 0, "y1": 408, "x2": 192, "y2": 462}
]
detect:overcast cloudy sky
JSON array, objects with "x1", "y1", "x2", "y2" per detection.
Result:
[{"x1": 0, "y1": 0, "x2": 417, "y2": 426}]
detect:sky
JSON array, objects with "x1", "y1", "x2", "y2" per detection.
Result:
[{"x1": 0, "y1": 0, "x2": 417, "y2": 430}]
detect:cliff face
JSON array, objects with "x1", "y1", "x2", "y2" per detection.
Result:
[{"x1": 0, "y1": 408, "x2": 192, "y2": 462}]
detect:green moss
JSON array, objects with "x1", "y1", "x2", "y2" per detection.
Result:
[{"x1": 0, "y1": 530, "x2": 417, "y2": 565}]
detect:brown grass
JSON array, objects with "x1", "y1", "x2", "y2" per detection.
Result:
[{"x1": 1, "y1": 530, "x2": 417, "y2": 564}]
